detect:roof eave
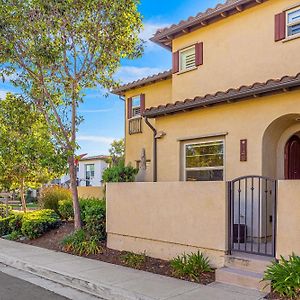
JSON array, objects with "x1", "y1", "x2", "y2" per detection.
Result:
[
  {"x1": 144, "y1": 75, "x2": 300, "y2": 118},
  {"x1": 111, "y1": 70, "x2": 172, "y2": 96},
  {"x1": 151, "y1": 0, "x2": 266, "y2": 50}
]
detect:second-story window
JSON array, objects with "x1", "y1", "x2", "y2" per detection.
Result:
[
  {"x1": 179, "y1": 46, "x2": 196, "y2": 72},
  {"x1": 287, "y1": 7, "x2": 300, "y2": 37},
  {"x1": 127, "y1": 94, "x2": 145, "y2": 134},
  {"x1": 132, "y1": 96, "x2": 141, "y2": 118}
]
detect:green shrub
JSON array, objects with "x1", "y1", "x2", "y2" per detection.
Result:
[
  {"x1": 121, "y1": 252, "x2": 146, "y2": 269},
  {"x1": 263, "y1": 254, "x2": 300, "y2": 299},
  {"x1": 39, "y1": 186, "x2": 71, "y2": 214},
  {"x1": 0, "y1": 203, "x2": 12, "y2": 218},
  {"x1": 102, "y1": 163, "x2": 138, "y2": 183},
  {"x1": 5, "y1": 231, "x2": 22, "y2": 241},
  {"x1": 171, "y1": 251, "x2": 212, "y2": 282},
  {"x1": 9, "y1": 212, "x2": 23, "y2": 233},
  {"x1": 58, "y1": 200, "x2": 73, "y2": 221},
  {"x1": 21, "y1": 209, "x2": 61, "y2": 239},
  {"x1": 82, "y1": 200, "x2": 106, "y2": 240},
  {"x1": 61, "y1": 229, "x2": 102, "y2": 255},
  {"x1": 58, "y1": 198, "x2": 106, "y2": 240},
  {"x1": 0, "y1": 216, "x2": 13, "y2": 236}
]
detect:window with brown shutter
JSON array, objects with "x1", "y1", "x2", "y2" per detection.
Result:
[
  {"x1": 275, "y1": 12, "x2": 286, "y2": 41},
  {"x1": 174, "y1": 42, "x2": 204, "y2": 73},
  {"x1": 127, "y1": 97, "x2": 132, "y2": 119},
  {"x1": 128, "y1": 95, "x2": 144, "y2": 134},
  {"x1": 195, "y1": 42, "x2": 203, "y2": 66},
  {"x1": 140, "y1": 94, "x2": 145, "y2": 114},
  {"x1": 172, "y1": 51, "x2": 179, "y2": 74}
]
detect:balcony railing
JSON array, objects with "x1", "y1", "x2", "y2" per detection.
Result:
[{"x1": 129, "y1": 117, "x2": 142, "y2": 135}]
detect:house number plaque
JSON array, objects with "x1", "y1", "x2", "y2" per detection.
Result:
[{"x1": 240, "y1": 139, "x2": 247, "y2": 162}]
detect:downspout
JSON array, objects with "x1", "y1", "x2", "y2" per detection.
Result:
[{"x1": 144, "y1": 117, "x2": 157, "y2": 182}]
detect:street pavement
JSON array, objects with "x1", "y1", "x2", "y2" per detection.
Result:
[
  {"x1": 0, "y1": 239, "x2": 266, "y2": 300},
  {"x1": 0, "y1": 271, "x2": 68, "y2": 300}
]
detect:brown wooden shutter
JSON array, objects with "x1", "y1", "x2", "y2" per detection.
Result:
[
  {"x1": 140, "y1": 94, "x2": 145, "y2": 114},
  {"x1": 127, "y1": 97, "x2": 132, "y2": 119},
  {"x1": 275, "y1": 12, "x2": 286, "y2": 42},
  {"x1": 195, "y1": 42, "x2": 204, "y2": 66},
  {"x1": 172, "y1": 51, "x2": 179, "y2": 74}
]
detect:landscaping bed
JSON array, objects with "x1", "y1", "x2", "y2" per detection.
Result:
[
  {"x1": 265, "y1": 292, "x2": 291, "y2": 300},
  {"x1": 21, "y1": 221, "x2": 215, "y2": 285}
]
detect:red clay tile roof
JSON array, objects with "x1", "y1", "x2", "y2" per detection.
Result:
[
  {"x1": 112, "y1": 70, "x2": 172, "y2": 95},
  {"x1": 143, "y1": 73, "x2": 300, "y2": 118},
  {"x1": 151, "y1": 0, "x2": 268, "y2": 50}
]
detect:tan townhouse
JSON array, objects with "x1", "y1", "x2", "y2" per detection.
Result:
[{"x1": 109, "y1": 0, "x2": 300, "y2": 291}]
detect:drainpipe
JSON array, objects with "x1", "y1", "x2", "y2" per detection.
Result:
[{"x1": 144, "y1": 117, "x2": 157, "y2": 182}]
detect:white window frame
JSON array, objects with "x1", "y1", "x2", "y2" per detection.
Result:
[
  {"x1": 85, "y1": 164, "x2": 95, "y2": 186},
  {"x1": 286, "y1": 6, "x2": 300, "y2": 37},
  {"x1": 131, "y1": 95, "x2": 141, "y2": 118},
  {"x1": 179, "y1": 45, "x2": 196, "y2": 72},
  {"x1": 183, "y1": 139, "x2": 225, "y2": 182}
]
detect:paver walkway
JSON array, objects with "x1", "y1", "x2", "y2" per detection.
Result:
[{"x1": 0, "y1": 239, "x2": 266, "y2": 300}]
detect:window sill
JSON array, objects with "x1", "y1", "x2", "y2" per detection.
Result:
[
  {"x1": 282, "y1": 33, "x2": 300, "y2": 43},
  {"x1": 176, "y1": 66, "x2": 198, "y2": 75}
]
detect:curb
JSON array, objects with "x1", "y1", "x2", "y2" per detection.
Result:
[{"x1": 0, "y1": 253, "x2": 153, "y2": 300}]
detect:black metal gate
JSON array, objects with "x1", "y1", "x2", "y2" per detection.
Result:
[{"x1": 228, "y1": 176, "x2": 277, "y2": 257}]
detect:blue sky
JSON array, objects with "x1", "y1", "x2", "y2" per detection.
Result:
[{"x1": 0, "y1": 0, "x2": 223, "y2": 156}]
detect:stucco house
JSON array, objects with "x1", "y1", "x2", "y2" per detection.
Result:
[
  {"x1": 76, "y1": 155, "x2": 109, "y2": 187},
  {"x1": 59, "y1": 154, "x2": 109, "y2": 187},
  {"x1": 108, "y1": 0, "x2": 300, "y2": 291}
]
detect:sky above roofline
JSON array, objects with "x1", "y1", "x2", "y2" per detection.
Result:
[{"x1": 0, "y1": 0, "x2": 224, "y2": 156}]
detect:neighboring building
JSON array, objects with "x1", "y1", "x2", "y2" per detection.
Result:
[
  {"x1": 59, "y1": 155, "x2": 109, "y2": 187},
  {"x1": 109, "y1": 0, "x2": 300, "y2": 291},
  {"x1": 77, "y1": 155, "x2": 109, "y2": 187}
]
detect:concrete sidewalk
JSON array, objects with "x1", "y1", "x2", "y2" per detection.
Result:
[{"x1": 0, "y1": 239, "x2": 266, "y2": 300}]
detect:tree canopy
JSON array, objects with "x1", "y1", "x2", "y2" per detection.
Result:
[
  {"x1": 0, "y1": 93, "x2": 67, "y2": 211},
  {"x1": 0, "y1": 0, "x2": 143, "y2": 227},
  {"x1": 109, "y1": 138, "x2": 125, "y2": 166}
]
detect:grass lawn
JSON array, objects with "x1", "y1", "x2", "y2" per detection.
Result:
[{"x1": 12, "y1": 202, "x2": 38, "y2": 210}]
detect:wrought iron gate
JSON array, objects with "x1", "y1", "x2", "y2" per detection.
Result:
[{"x1": 228, "y1": 176, "x2": 277, "y2": 257}]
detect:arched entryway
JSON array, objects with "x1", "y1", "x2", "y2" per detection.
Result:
[
  {"x1": 262, "y1": 114, "x2": 300, "y2": 179},
  {"x1": 285, "y1": 135, "x2": 300, "y2": 179}
]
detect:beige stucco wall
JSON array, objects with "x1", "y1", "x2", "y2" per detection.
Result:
[
  {"x1": 106, "y1": 181, "x2": 227, "y2": 267},
  {"x1": 172, "y1": 0, "x2": 300, "y2": 101},
  {"x1": 276, "y1": 180, "x2": 300, "y2": 258},
  {"x1": 122, "y1": 0, "x2": 300, "y2": 175},
  {"x1": 77, "y1": 186, "x2": 104, "y2": 199},
  {"x1": 124, "y1": 80, "x2": 172, "y2": 181},
  {"x1": 155, "y1": 90, "x2": 300, "y2": 182}
]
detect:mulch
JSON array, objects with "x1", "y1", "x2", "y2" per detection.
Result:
[
  {"x1": 21, "y1": 222, "x2": 215, "y2": 285},
  {"x1": 265, "y1": 292, "x2": 296, "y2": 300}
]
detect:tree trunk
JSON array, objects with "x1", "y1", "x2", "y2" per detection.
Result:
[
  {"x1": 68, "y1": 156, "x2": 81, "y2": 229},
  {"x1": 20, "y1": 179, "x2": 27, "y2": 213}
]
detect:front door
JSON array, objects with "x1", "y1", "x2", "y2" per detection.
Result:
[{"x1": 285, "y1": 135, "x2": 300, "y2": 180}]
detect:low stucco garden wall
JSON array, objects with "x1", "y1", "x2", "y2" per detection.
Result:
[
  {"x1": 77, "y1": 186, "x2": 104, "y2": 199},
  {"x1": 276, "y1": 180, "x2": 300, "y2": 259},
  {"x1": 106, "y1": 182, "x2": 227, "y2": 268}
]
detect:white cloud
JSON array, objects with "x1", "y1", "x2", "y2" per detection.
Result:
[
  {"x1": 0, "y1": 90, "x2": 9, "y2": 99},
  {"x1": 77, "y1": 135, "x2": 115, "y2": 144},
  {"x1": 140, "y1": 22, "x2": 170, "y2": 51},
  {"x1": 116, "y1": 66, "x2": 163, "y2": 84},
  {"x1": 78, "y1": 109, "x2": 111, "y2": 113}
]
